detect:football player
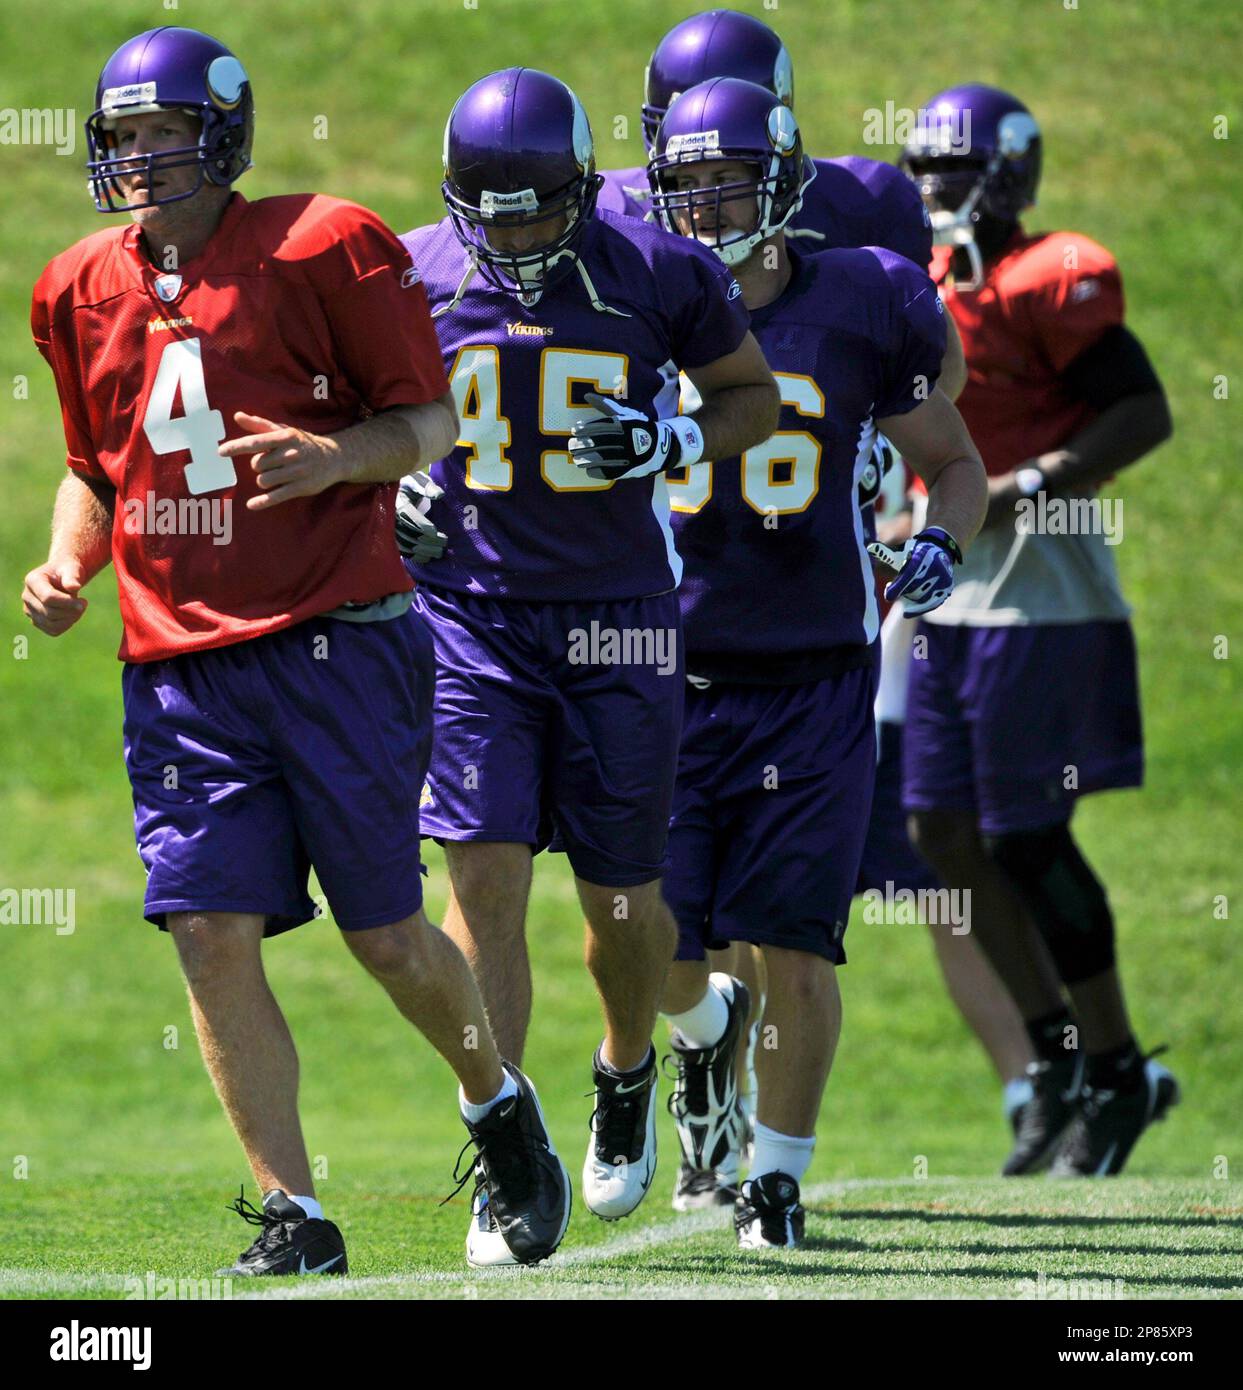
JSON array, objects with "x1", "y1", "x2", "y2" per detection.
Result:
[
  {"x1": 595, "y1": 6, "x2": 1021, "y2": 1196},
  {"x1": 23, "y1": 27, "x2": 569, "y2": 1273},
  {"x1": 898, "y1": 85, "x2": 1178, "y2": 1175},
  {"x1": 397, "y1": 68, "x2": 779, "y2": 1260},
  {"x1": 645, "y1": 78, "x2": 987, "y2": 1244}
]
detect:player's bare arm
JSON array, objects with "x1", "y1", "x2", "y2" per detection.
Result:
[
  {"x1": 880, "y1": 387, "x2": 987, "y2": 551},
  {"x1": 940, "y1": 314, "x2": 967, "y2": 402},
  {"x1": 222, "y1": 391, "x2": 459, "y2": 511},
  {"x1": 682, "y1": 331, "x2": 780, "y2": 460},
  {"x1": 22, "y1": 470, "x2": 115, "y2": 637},
  {"x1": 983, "y1": 377, "x2": 1171, "y2": 527}
]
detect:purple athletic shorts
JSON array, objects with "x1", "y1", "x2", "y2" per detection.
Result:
[
  {"x1": 902, "y1": 620, "x2": 1144, "y2": 834},
  {"x1": 665, "y1": 662, "x2": 878, "y2": 965},
  {"x1": 122, "y1": 610, "x2": 434, "y2": 936},
  {"x1": 855, "y1": 720, "x2": 940, "y2": 895},
  {"x1": 414, "y1": 584, "x2": 684, "y2": 887}
]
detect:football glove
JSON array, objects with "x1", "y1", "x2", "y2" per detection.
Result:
[
  {"x1": 395, "y1": 471, "x2": 448, "y2": 564},
  {"x1": 568, "y1": 391, "x2": 705, "y2": 481},
  {"x1": 858, "y1": 435, "x2": 896, "y2": 512},
  {"x1": 867, "y1": 526, "x2": 963, "y2": 617}
]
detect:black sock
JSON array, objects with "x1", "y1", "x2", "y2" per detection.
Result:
[
  {"x1": 1086, "y1": 1037, "x2": 1143, "y2": 1092},
  {"x1": 1025, "y1": 1006, "x2": 1076, "y2": 1064}
]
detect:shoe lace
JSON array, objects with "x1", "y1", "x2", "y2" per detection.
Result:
[
  {"x1": 441, "y1": 1119, "x2": 538, "y2": 1209},
  {"x1": 589, "y1": 1074, "x2": 649, "y2": 1166},
  {"x1": 226, "y1": 1186, "x2": 288, "y2": 1256},
  {"x1": 663, "y1": 1046, "x2": 710, "y2": 1124}
]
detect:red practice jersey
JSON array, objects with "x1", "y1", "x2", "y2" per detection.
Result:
[
  {"x1": 32, "y1": 193, "x2": 449, "y2": 662},
  {"x1": 930, "y1": 229, "x2": 1125, "y2": 477}
]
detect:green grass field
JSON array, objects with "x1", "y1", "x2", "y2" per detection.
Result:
[{"x1": 1, "y1": 0, "x2": 1240, "y2": 1301}]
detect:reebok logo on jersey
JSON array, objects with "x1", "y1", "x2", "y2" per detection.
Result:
[{"x1": 401, "y1": 266, "x2": 422, "y2": 288}]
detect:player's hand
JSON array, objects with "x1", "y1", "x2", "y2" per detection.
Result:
[
  {"x1": 568, "y1": 391, "x2": 702, "y2": 481},
  {"x1": 858, "y1": 435, "x2": 896, "y2": 512},
  {"x1": 22, "y1": 558, "x2": 88, "y2": 637},
  {"x1": 220, "y1": 412, "x2": 347, "y2": 511},
  {"x1": 867, "y1": 527, "x2": 962, "y2": 618},
  {"x1": 395, "y1": 471, "x2": 449, "y2": 563}
]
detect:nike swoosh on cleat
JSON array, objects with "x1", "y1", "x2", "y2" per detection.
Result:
[
  {"x1": 612, "y1": 1076, "x2": 650, "y2": 1095},
  {"x1": 1093, "y1": 1142, "x2": 1119, "y2": 1176},
  {"x1": 298, "y1": 1253, "x2": 344, "y2": 1275}
]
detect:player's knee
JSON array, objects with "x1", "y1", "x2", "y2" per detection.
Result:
[
  {"x1": 346, "y1": 920, "x2": 423, "y2": 979},
  {"x1": 761, "y1": 945, "x2": 835, "y2": 1007},
  {"x1": 445, "y1": 841, "x2": 531, "y2": 924},
  {"x1": 168, "y1": 912, "x2": 264, "y2": 989},
  {"x1": 983, "y1": 825, "x2": 1116, "y2": 983}
]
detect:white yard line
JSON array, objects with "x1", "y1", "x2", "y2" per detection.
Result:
[{"x1": 0, "y1": 1177, "x2": 970, "y2": 1298}]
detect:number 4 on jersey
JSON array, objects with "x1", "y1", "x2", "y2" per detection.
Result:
[{"x1": 143, "y1": 339, "x2": 233, "y2": 496}]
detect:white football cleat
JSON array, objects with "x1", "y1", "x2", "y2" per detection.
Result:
[{"x1": 582, "y1": 1047, "x2": 658, "y2": 1220}]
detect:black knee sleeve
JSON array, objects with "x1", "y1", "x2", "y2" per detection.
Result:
[{"x1": 983, "y1": 824, "x2": 1115, "y2": 984}]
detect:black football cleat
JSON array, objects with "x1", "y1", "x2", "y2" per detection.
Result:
[
  {"x1": 453, "y1": 1062, "x2": 571, "y2": 1267},
  {"x1": 218, "y1": 1189, "x2": 347, "y2": 1277},
  {"x1": 667, "y1": 974, "x2": 750, "y2": 1211},
  {"x1": 734, "y1": 1172, "x2": 805, "y2": 1249},
  {"x1": 582, "y1": 1046, "x2": 659, "y2": 1220},
  {"x1": 1002, "y1": 1053, "x2": 1084, "y2": 1175},
  {"x1": 1050, "y1": 1054, "x2": 1180, "y2": 1177}
]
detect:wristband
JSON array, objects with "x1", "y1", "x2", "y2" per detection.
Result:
[
  {"x1": 1015, "y1": 465, "x2": 1046, "y2": 497},
  {"x1": 667, "y1": 416, "x2": 705, "y2": 468},
  {"x1": 915, "y1": 526, "x2": 964, "y2": 565}
]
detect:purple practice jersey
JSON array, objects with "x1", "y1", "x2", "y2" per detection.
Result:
[
  {"x1": 788, "y1": 156, "x2": 932, "y2": 267},
  {"x1": 597, "y1": 166, "x2": 651, "y2": 220},
  {"x1": 669, "y1": 245, "x2": 946, "y2": 683},
  {"x1": 400, "y1": 210, "x2": 748, "y2": 601},
  {"x1": 599, "y1": 156, "x2": 933, "y2": 265}
]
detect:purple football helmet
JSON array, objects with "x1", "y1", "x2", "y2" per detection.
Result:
[
  {"x1": 648, "y1": 78, "x2": 812, "y2": 267},
  {"x1": 899, "y1": 84, "x2": 1041, "y2": 281},
  {"x1": 442, "y1": 68, "x2": 602, "y2": 305},
  {"x1": 85, "y1": 26, "x2": 253, "y2": 213},
  {"x1": 642, "y1": 10, "x2": 793, "y2": 151}
]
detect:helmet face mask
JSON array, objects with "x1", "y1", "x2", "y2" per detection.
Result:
[
  {"x1": 649, "y1": 80, "x2": 812, "y2": 268},
  {"x1": 443, "y1": 171, "x2": 599, "y2": 303},
  {"x1": 442, "y1": 68, "x2": 601, "y2": 305},
  {"x1": 85, "y1": 32, "x2": 253, "y2": 214}
]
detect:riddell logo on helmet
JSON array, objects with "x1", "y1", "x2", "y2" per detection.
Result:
[
  {"x1": 480, "y1": 187, "x2": 539, "y2": 218},
  {"x1": 665, "y1": 130, "x2": 720, "y2": 157},
  {"x1": 101, "y1": 82, "x2": 157, "y2": 114}
]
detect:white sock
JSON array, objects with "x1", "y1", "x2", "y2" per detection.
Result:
[
  {"x1": 1003, "y1": 1075, "x2": 1034, "y2": 1119},
  {"x1": 286, "y1": 1195, "x2": 323, "y2": 1221},
  {"x1": 599, "y1": 1042, "x2": 654, "y2": 1076},
  {"x1": 748, "y1": 1122, "x2": 815, "y2": 1184},
  {"x1": 664, "y1": 979, "x2": 730, "y2": 1050},
  {"x1": 460, "y1": 1068, "x2": 519, "y2": 1123}
]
